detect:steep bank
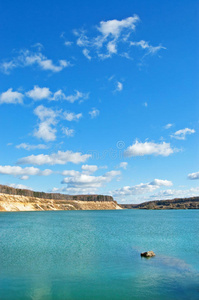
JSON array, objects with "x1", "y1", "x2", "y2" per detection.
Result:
[{"x1": 0, "y1": 193, "x2": 122, "y2": 212}]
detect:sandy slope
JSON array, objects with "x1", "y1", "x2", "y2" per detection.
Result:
[{"x1": 0, "y1": 193, "x2": 122, "y2": 211}]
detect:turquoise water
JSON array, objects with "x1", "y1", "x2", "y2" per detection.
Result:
[{"x1": 0, "y1": 210, "x2": 198, "y2": 300}]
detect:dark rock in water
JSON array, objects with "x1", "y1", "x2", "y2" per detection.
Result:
[{"x1": 141, "y1": 251, "x2": 155, "y2": 258}]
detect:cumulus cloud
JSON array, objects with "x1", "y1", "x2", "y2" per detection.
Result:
[
  {"x1": 150, "y1": 187, "x2": 199, "y2": 200},
  {"x1": 34, "y1": 105, "x2": 58, "y2": 142},
  {"x1": 60, "y1": 165, "x2": 100, "y2": 183},
  {"x1": 0, "y1": 165, "x2": 52, "y2": 179},
  {"x1": 112, "y1": 178, "x2": 173, "y2": 197},
  {"x1": 61, "y1": 170, "x2": 120, "y2": 193},
  {"x1": 62, "y1": 127, "x2": 75, "y2": 137},
  {"x1": 124, "y1": 140, "x2": 175, "y2": 157},
  {"x1": 51, "y1": 186, "x2": 98, "y2": 195},
  {"x1": 0, "y1": 88, "x2": 23, "y2": 104},
  {"x1": 98, "y1": 16, "x2": 139, "y2": 37},
  {"x1": 17, "y1": 150, "x2": 91, "y2": 165},
  {"x1": 62, "y1": 170, "x2": 80, "y2": 176},
  {"x1": 81, "y1": 164, "x2": 98, "y2": 174},
  {"x1": 74, "y1": 15, "x2": 165, "y2": 60},
  {"x1": 63, "y1": 111, "x2": 82, "y2": 121},
  {"x1": 16, "y1": 143, "x2": 48, "y2": 151},
  {"x1": 188, "y1": 171, "x2": 199, "y2": 180},
  {"x1": 74, "y1": 15, "x2": 139, "y2": 59},
  {"x1": 50, "y1": 89, "x2": 89, "y2": 103},
  {"x1": 26, "y1": 86, "x2": 51, "y2": 100},
  {"x1": 89, "y1": 108, "x2": 100, "y2": 118},
  {"x1": 34, "y1": 122, "x2": 57, "y2": 142},
  {"x1": 0, "y1": 49, "x2": 70, "y2": 74},
  {"x1": 171, "y1": 128, "x2": 195, "y2": 140},
  {"x1": 1, "y1": 86, "x2": 88, "y2": 105},
  {"x1": 33, "y1": 106, "x2": 83, "y2": 142}
]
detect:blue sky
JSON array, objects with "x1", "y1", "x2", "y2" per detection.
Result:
[{"x1": 0, "y1": 0, "x2": 198, "y2": 203}]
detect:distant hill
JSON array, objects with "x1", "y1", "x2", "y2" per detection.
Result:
[{"x1": 121, "y1": 196, "x2": 199, "y2": 209}]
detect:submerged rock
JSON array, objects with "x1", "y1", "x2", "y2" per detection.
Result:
[{"x1": 141, "y1": 251, "x2": 156, "y2": 258}]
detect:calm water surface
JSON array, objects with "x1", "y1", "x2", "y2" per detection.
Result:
[{"x1": 0, "y1": 210, "x2": 198, "y2": 299}]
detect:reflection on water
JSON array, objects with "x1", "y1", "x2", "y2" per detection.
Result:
[{"x1": 0, "y1": 210, "x2": 198, "y2": 300}]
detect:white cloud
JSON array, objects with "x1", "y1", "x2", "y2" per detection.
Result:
[
  {"x1": 34, "y1": 105, "x2": 57, "y2": 121},
  {"x1": 16, "y1": 143, "x2": 48, "y2": 151},
  {"x1": 150, "y1": 179, "x2": 172, "y2": 186},
  {"x1": 50, "y1": 90, "x2": 89, "y2": 103},
  {"x1": 62, "y1": 170, "x2": 80, "y2": 176},
  {"x1": 112, "y1": 178, "x2": 173, "y2": 197},
  {"x1": 143, "y1": 102, "x2": 148, "y2": 107},
  {"x1": 0, "y1": 165, "x2": 52, "y2": 178},
  {"x1": 98, "y1": 16, "x2": 139, "y2": 37},
  {"x1": 82, "y1": 49, "x2": 92, "y2": 60},
  {"x1": 0, "y1": 86, "x2": 87, "y2": 105},
  {"x1": 9, "y1": 183, "x2": 33, "y2": 190},
  {"x1": 62, "y1": 127, "x2": 75, "y2": 137},
  {"x1": 107, "y1": 41, "x2": 117, "y2": 55},
  {"x1": 33, "y1": 106, "x2": 83, "y2": 142},
  {"x1": 89, "y1": 108, "x2": 100, "y2": 118},
  {"x1": 63, "y1": 111, "x2": 82, "y2": 121},
  {"x1": 32, "y1": 43, "x2": 44, "y2": 51},
  {"x1": 20, "y1": 175, "x2": 29, "y2": 180},
  {"x1": 0, "y1": 49, "x2": 70, "y2": 74},
  {"x1": 65, "y1": 90, "x2": 89, "y2": 103},
  {"x1": 124, "y1": 140, "x2": 175, "y2": 157},
  {"x1": 0, "y1": 88, "x2": 23, "y2": 104},
  {"x1": 81, "y1": 164, "x2": 98, "y2": 174},
  {"x1": 17, "y1": 150, "x2": 91, "y2": 165},
  {"x1": 74, "y1": 15, "x2": 165, "y2": 60},
  {"x1": 119, "y1": 162, "x2": 128, "y2": 169},
  {"x1": 61, "y1": 170, "x2": 120, "y2": 193},
  {"x1": 130, "y1": 40, "x2": 166, "y2": 55},
  {"x1": 64, "y1": 41, "x2": 73, "y2": 46},
  {"x1": 50, "y1": 90, "x2": 64, "y2": 101},
  {"x1": 34, "y1": 105, "x2": 58, "y2": 142},
  {"x1": 34, "y1": 122, "x2": 57, "y2": 142},
  {"x1": 74, "y1": 15, "x2": 140, "y2": 59},
  {"x1": 26, "y1": 86, "x2": 51, "y2": 100},
  {"x1": 164, "y1": 123, "x2": 173, "y2": 129},
  {"x1": 0, "y1": 61, "x2": 17, "y2": 74},
  {"x1": 39, "y1": 59, "x2": 68, "y2": 72},
  {"x1": 188, "y1": 171, "x2": 199, "y2": 180},
  {"x1": 171, "y1": 128, "x2": 195, "y2": 140},
  {"x1": 116, "y1": 81, "x2": 123, "y2": 92},
  {"x1": 74, "y1": 29, "x2": 90, "y2": 47},
  {"x1": 150, "y1": 187, "x2": 199, "y2": 200},
  {"x1": 51, "y1": 186, "x2": 98, "y2": 195}
]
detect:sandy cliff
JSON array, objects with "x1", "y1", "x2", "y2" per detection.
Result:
[{"x1": 0, "y1": 193, "x2": 122, "y2": 212}]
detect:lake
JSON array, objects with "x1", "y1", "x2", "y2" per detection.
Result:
[{"x1": 0, "y1": 210, "x2": 198, "y2": 299}]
